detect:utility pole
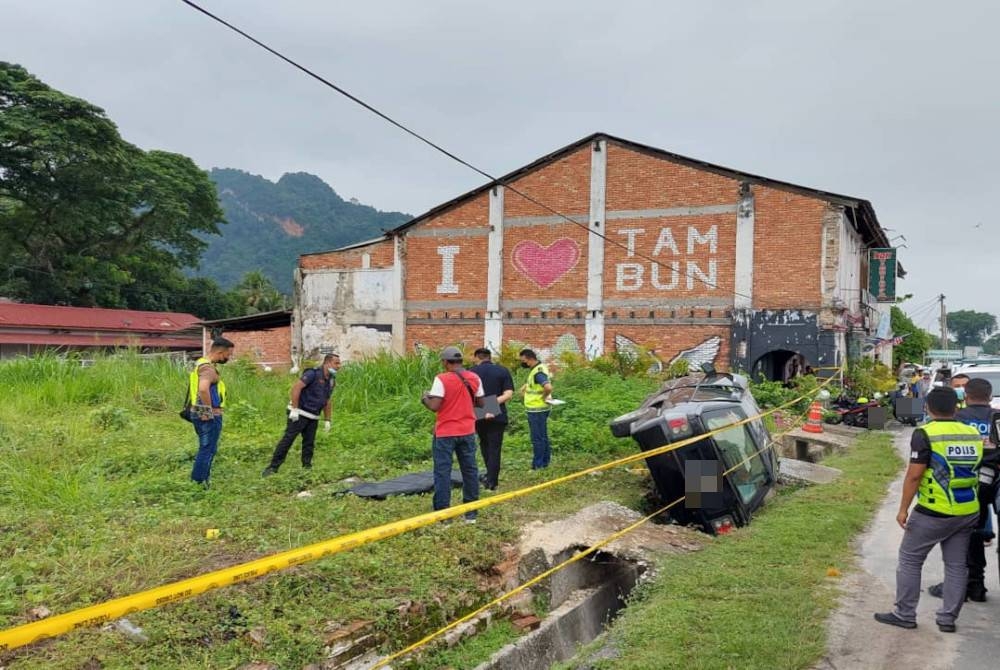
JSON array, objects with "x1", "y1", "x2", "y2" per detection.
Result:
[{"x1": 939, "y1": 294, "x2": 948, "y2": 350}]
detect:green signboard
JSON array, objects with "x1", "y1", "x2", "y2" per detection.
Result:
[
  {"x1": 926, "y1": 349, "x2": 963, "y2": 361},
  {"x1": 868, "y1": 248, "x2": 897, "y2": 302}
]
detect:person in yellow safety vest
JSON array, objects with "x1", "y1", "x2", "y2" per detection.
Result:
[
  {"x1": 875, "y1": 386, "x2": 982, "y2": 633},
  {"x1": 518, "y1": 348, "x2": 554, "y2": 469},
  {"x1": 189, "y1": 338, "x2": 235, "y2": 486}
]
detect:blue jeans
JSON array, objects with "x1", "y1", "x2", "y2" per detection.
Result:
[
  {"x1": 527, "y1": 410, "x2": 551, "y2": 469},
  {"x1": 432, "y1": 434, "x2": 479, "y2": 520},
  {"x1": 191, "y1": 415, "x2": 223, "y2": 484}
]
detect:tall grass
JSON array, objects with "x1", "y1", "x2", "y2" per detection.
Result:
[{"x1": 0, "y1": 351, "x2": 663, "y2": 669}]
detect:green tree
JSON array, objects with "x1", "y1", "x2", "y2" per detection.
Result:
[
  {"x1": 946, "y1": 310, "x2": 997, "y2": 347},
  {"x1": 891, "y1": 305, "x2": 933, "y2": 366},
  {"x1": 232, "y1": 270, "x2": 285, "y2": 314},
  {"x1": 982, "y1": 333, "x2": 1000, "y2": 355},
  {"x1": 0, "y1": 62, "x2": 224, "y2": 307}
]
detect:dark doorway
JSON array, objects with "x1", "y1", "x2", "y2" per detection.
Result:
[{"x1": 753, "y1": 350, "x2": 809, "y2": 383}]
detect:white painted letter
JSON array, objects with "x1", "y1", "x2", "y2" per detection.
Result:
[
  {"x1": 687, "y1": 225, "x2": 718, "y2": 254},
  {"x1": 651, "y1": 261, "x2": 680, "y2": 290},
  {"x1": 436, "y1": 245, "x2": 460, "y2": 294},
  {"x1": 618, "y1": 228, "x2": 645, "y2": 257},
  {"x1": 616, "y1": 263, "x2": 644, "y2": 291},
  {"x1": 652, "y1": 227, "x2": 680, "y2": 256},
  {"x1": 686, "y1": 260, "x2": 718, "y2": 290}
]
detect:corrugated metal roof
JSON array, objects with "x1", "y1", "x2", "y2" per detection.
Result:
[
  {"x1": 0, "y1": 332, "x2": 200, "y2": 348},
  {"x1": 0, "y1": 303, "x2": 200, "y2": 332}
]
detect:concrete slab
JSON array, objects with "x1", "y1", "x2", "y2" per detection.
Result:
[
  {"x1": 778, "y1": 458, "x2": 842, "y2": 485},
  {"x1": 517, "y1": 501, "x2": 704, "y2": 569},
  {"x1": 779, "y1": 427, "x2": 856, "y2": 461}
]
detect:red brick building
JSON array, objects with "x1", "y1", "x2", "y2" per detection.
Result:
[
  {"x1": 294, "y1": 134, "x2": 898, "y2": 378},
  {"x1": 199, "y1": 310, "x2": 293, "y2": 369}
]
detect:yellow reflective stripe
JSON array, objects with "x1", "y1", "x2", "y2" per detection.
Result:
[{"x1": 926, "y1": 434, "x2": 983, "y2": 443}]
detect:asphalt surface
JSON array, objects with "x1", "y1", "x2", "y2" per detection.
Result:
[{"x1": 819, "y1": 424, "x2": 998, "y2": 669}]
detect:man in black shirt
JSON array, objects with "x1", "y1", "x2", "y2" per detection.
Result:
[
  {"x1": 927, "y1": 377, "x2": 998, "y2": 601},
  {"x1": 469, "y1": 348, "x2": 515, "y2": 491}
]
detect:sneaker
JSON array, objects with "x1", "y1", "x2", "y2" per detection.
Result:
[
  {"x1": 873, "y1": 612, "x2": 917, "y2": 629},
  {"x1": 302, "y1": 464, "x2": 312, "y2": 470},
  {"x1": 261, "y1": 467, "x2": 277, "y2": 478},
  {"x1": 927, "y1": 583, "x2": 944, "y2": 599},
  {"x1": 937, "y1": 621, "x2": 956, "y2": 633},
  {"x1": 464, "y1": 517, "x2": 477, "y2": 525}
]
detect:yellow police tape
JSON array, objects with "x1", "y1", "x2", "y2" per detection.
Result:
[
  {"x1": 0, "y1": 372, "x2": 839, "y2": 653},
  {"x1": 374, "y1": 407, "x2": 816, "y2": 667}
]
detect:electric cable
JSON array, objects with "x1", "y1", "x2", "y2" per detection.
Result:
[{"x1": 178, "y1": 0, "x2": 756, "y2": 298}]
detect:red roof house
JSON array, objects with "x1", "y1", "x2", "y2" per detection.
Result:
[{"x1": 0, "y1": 302, "x2": 202, "y2": 358}]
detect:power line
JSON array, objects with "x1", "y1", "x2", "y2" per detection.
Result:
[{"x1": 178, "y1": 0, "x2": 751, "y2": 299}]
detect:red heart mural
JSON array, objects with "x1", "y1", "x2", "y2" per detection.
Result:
[{"x1": 511, "y1": 238, "x2": 581, "y2": 289}]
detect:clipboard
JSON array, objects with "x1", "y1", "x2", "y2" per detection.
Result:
[{"x1": 475, "y1": 394, "x2": 502, "y2": 420}]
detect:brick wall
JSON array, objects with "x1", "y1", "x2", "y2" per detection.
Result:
[
  {"x1": 503, "y1": 147, "x2": 591, "y2": 218},
  {"x1": 405, "y1": 323, "x2": 484, "y2": 353},
  {"x1": 297, "y1": 136, "x2": 850, "y2": 364},
  {"x1": 605, "y1": 143, "x2": 740, "y2": 210},
  {"x1": 403, "y1": 193, "x2": 490, "y2": 305},
  {"x1": 751, "y1": 187, "x2": 826, "y2": 309},
  {"x1": 300, "y1": 238, "x2": 395, "y2": 271},
  {"x1": 607, "y1": 324, "x2": 731, "y2": 371},
  {"x1": 220, "y1": 326, "x2": 292, "y2": 368}
]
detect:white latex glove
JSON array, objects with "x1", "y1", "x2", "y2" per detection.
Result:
[
  {"x1": 323, "y1": 420, "x2": 331, "y2": 433},
  {"x1": 288, "y1": 408, "x2": 301, "y2": 422}
]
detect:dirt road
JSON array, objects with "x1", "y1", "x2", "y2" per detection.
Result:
[{"x1": 817, "y1": 425, "x2": 998, "y2": 669}]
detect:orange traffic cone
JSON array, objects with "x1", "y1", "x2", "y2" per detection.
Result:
[{"x1": 803, "y1": 402, "x2": 824, "y2": 433}]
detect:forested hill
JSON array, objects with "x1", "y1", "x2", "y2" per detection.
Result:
[{"x1": 200, "y1": 169, "x2": 411, "y2": 293}]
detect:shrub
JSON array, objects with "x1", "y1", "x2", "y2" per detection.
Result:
[
  {"x1": 225, "y1": 400, "x2": 265, "y2": 431},
  {"x1": 89, "y1": 405, "x2": 133, "y2": 431}
]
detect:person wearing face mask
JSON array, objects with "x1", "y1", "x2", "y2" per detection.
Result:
[
  {"x1": 262, "y1": 353, "x2": 340, "y2": 476},
  {"x1": 189, "y1": 338, "x2": 235, "y2": 486},
  {"x1": 927, "y1": 377, "x2": 997, "y2": 602},
  {"x1": 518, "y1": 348, "x2": 554, "y2": 470},
  {"x1": 951, "y1": 373, "x2": 970, "y2": 409}
]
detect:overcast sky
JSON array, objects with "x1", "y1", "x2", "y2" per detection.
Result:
[{"x1": 5, "y1": 0, "x2": 998, "y2": 328}]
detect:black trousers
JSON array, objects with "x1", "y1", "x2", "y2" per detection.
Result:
[
  {"x1": 967, "y1": 481, "x2": 997, "y2": 588},
  {"x1": 268, "y1": 417, "x2": 319, "y2": 470},
  {"x1": 476, "y1": 420, "x2": 506, "y2": 489}
]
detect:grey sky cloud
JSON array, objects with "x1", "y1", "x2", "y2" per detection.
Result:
[{"x1": 5, "y1": 0, "x2": 999, "y2": 328}]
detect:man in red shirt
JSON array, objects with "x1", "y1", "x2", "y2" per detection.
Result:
[{"x1": 421, "y1": 346, "x2": 486, "y2": 522}]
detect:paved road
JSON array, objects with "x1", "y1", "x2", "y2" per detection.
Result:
[{"x1": 818, "y1": 424, "x2": 998, "y2": 669}]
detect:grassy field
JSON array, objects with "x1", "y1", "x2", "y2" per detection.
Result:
[
  {"x1": 563, "y1": 430, "x2": 900, "y2": 670},
  {"x1": 0, "y1": 353, "x2": 658, "y2": 669}
]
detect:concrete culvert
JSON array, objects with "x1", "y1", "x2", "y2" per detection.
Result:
[{"x1": 471, "y1": 502, "x2": 704, "y2": 670}]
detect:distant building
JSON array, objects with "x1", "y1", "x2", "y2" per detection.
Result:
[
  {"x1": 0, "y1": 302, "x2": 200, "y2": 359},
  {"x1": 294, "y1": 133, "x2": 902, "y2": 380},
  {"x1": 199, "y1": 310, "x2": 293, "y2": 369}
]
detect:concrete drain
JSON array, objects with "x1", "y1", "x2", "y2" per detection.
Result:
[
  {"x1": 471, "y1": 501, "x2": 704, "y2": 670},
  {"x1": 473, "y1": 548, "x2": 643, "y2": 670}
]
